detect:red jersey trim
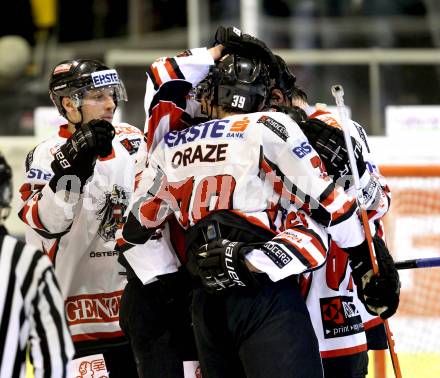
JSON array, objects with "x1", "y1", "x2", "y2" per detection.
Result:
[
  {"x1": 309, "y1": 109, "x2": 330, "y2": 119},
  {"x1": 20, "y1": 203, "x2": 31, "y2": 226},
  {"x1": 45, "y1": 238, "x2": 60, "y2": 262},
  {"x1": 58, "y1": 124, "x2": 72, "y2": 138},
  {"x1": 364, "y1": 316, "x2": 383, "y2": 330},
  {"x1": 72, "y1": 330, "x2": 125, "y2": 342},
  {"x1": 19, "y1": 183, "x2": 32, "y2": 202},
  {"x1": 294, "y1": 228, "x2": 327, "y2": 257},
  {"x1": 31, "y1": 200, "x2": 45, "y2": 230},
  {"x1": 229, "y1": 210, "x2": 277, "y2": 235},
  {"x1": 98, "y1": 147, "x2": 116, "y2": 161},
  {"x1": 320, "y1": 343, "x2": 367, "y2": 358},
  {"x1": 164, "y1": 59, "x2": 179, "y2": 80}
]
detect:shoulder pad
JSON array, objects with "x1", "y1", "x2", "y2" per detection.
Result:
[
  {"x1": 314, "y1": 113, "x2": 342, "y2": 129},
  {"x1": 114, "y1": 123, "x2": 143, "y2": 136},
  {"x1": 253, "y1": 112, "x2": 294, "y2": 142}
]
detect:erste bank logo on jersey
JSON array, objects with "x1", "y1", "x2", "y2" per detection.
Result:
[{"x1": 164, "y1": 117, "x2": 250, "y2": 147}]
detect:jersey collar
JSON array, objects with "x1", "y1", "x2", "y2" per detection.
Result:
[{"x1": 58, "y1": 124, "x2": 72, "y2": 138}]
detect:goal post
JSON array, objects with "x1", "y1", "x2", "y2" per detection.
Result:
[{"x1": 372, "y1": 164, "x2": 440, "y2": 378}]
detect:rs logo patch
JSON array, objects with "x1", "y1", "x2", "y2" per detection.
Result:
[{"x1": 292, "y1": 142, "x2": 312, "y2": 158}]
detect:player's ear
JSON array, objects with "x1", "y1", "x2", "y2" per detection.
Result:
[
  {"x1": 62, "y1": 97, "x2": 78, "y2": 114},
  {"x1": 269, "y1": 88, "x2": 285, "y2": 106},
  {"x1": 62, "y1": 97, "x2": 82, "y2": 124}
]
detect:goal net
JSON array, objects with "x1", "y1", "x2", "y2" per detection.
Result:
[{"x1": 376, "y1": 165, "x2": 440, "y2": 378}]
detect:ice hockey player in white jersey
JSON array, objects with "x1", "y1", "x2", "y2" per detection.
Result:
[
  {"x1": 116, "y1": 27, "x2": 399, "y2": 378},
  {"x1": 270, "y1": 55, "x2": 399, "y2": 378},
  {"x1": 17, "y1": 59, "x2": 141, "y2": 377}
]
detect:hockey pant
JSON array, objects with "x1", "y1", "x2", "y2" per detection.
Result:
[
  {"x1": 192, "y1": 276, "x2": 324, "y2": 378},
  {"x1": 119, "y1": 273, "x2": 198, "y2": 378},
  {"x1": 322, "y1": 351, "x2": 368, "y2": 378}
]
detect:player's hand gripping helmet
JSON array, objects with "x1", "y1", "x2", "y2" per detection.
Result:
[
  {"x1": 197, "y1": 53, "x2": 273, "y2": 115},
  {"x1": 49, "y1": 59, "x2": 128, "y2": 117},
  {"x1": 0, "y1": 153, "x2": 12, "y2": 222}
]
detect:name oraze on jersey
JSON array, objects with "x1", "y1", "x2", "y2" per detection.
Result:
[{"x1": 122, "y1": 110, "x2": 365, "y2": 282}]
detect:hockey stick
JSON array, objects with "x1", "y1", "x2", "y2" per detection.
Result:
[
  {"x1": 331, "y1": 84, "x2": 402, "y2": 378},
  {"x1": 395, "y1": 256, "x2": 440, "y2": 270}
]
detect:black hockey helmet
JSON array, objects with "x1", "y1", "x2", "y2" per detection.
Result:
[
  {"x1": 0, "y1": 153, "x2": 12, "y2": 222},
  {"x1": 49, "y1": 59, "x2": 127, "y2": 116},
  {"x1": 198, "y1": 53, "x2": 273, "y2": 114},
  {"x1": 274, "y1": 55, "x2": 296, "y2": 100}
]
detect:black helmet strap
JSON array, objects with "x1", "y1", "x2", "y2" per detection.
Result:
[{"x1": 64, "y1": 103, "x2": 84, "y2": 129}]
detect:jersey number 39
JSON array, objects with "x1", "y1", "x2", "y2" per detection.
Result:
[{"x1": 231, "y1": 95, "x2": 246, "y2": 109}]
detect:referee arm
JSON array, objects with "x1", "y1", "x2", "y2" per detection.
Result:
[{"x1": 27, "y1": 249, "x2": 75, "y2": 378}]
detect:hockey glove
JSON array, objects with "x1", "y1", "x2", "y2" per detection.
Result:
[
  {"x1": 298, "y1": 118, "x2": 366, "y2": 183},
  {"x1": 272, "y1": 104, "x2": 308, "y2": 124},
  {"x1": 214, "y1": 26, "x2": 280, "y2": 81},
  {"x1": 345, "y1": 235, "x2": 400, "y2": 319},
  {"x1": 50, "y1": 119, "x2": 115, "y2": 191},
  {"x1": 187, "y1": 238, "x2": 258, "y2": 294},
  {"x1": 87, "y1": 119, "x2": 116, "y2": 158}
]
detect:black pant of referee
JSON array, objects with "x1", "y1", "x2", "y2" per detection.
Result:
[{"x1": 192, "y1": 275, "x2": 324, "y2": 378}]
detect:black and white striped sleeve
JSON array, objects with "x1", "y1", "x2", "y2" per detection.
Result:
[{"x1": 0, "y1": 234, "x2": 74, "y2": 378}]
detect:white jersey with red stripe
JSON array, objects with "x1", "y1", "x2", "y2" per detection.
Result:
[
  {"x1": 119, "y1": 48, "x2": 213, "y2": 285},
  {"x1": 117, "y1": 108, "x2": 369, "y2": 282},
  {"x1": 118, "y1": 47, "x2": 367, "y2": 285},
  {"x1": 143, "y1": 47, "x2": 212, "y2": 153},
  {"x1": 18, "y1": 123, "x2": 148, "y2": 345},
  {"x1": 298, "y1": 106, "x2": 391, "y2": 357}
]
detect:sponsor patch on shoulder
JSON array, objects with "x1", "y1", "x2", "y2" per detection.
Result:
[
  {"x1": 120, "y1": 137, "x2": 141, "y2": 155},
  {"x1": 261, "y1": 242, "x2": 292, "y2": 268},
  {"x1": 257, "y1": 115, "x2": 289, "y2": 141}
]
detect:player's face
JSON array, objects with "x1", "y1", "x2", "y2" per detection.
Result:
[{"x1": 81, "y1": 87, "x2": 116, "y2": 124}]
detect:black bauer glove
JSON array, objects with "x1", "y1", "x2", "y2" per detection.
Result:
[
  {"x1": 214, "y1": 26, "x2": 280, "y2": 83},
  {"x1": 298, "y1": 118, "x2": 366, "y2": 184},
  {"x1": 187, "y1": 239, "x2": 258, "y2": 294},
  {"x1": 345, "y1": 235, "x2": 401, "y2": 319},
  {"x1": 49, "y1": 119, "x2": 115, "y2": 192}
]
